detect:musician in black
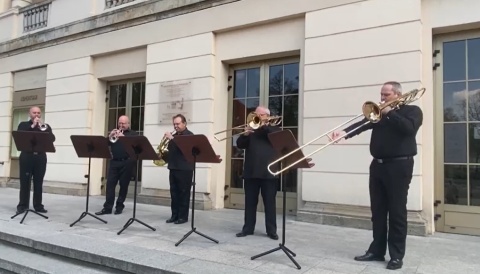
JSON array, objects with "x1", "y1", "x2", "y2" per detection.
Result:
[
  {"x1": 235, "y1": 106, "x2": 281, "y2": 240},
  {"x1": 331, "y1": 81, "x2": 423, "y2": 270},
  {"x1": 96, "y1": 115, "x2": 138, "y2": 215},
  {"x1": 16, "y1": 106, "x2": 55, "y2": 214},
  {"x1": 164, "y1": 114, "x2": 194, "y2": 225}
]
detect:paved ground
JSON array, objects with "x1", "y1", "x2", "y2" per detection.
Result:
[{"x1": 0, "y1": 187, "x2": 478, "y2": 273}]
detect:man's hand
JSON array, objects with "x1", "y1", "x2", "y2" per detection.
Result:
[
  {"x1": 381, "y1": 105, "x2": 392, "y2": 114},
  {"x1": 243, "y1": 125, "x2": 254, "y2": 136},
  {"x1": 329, "y1": 130, "x2": 346, "y2": 144},
  {"x1": 164, "y1": 131, "x2": 174, "y2": 140}
]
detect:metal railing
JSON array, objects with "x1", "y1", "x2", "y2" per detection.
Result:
[
  {"x1": 22, "y1": 2, "x2": 50, "y2": 32},
  {"x1": 105, "y1": 0, "x2": 138, "y2": 9}
]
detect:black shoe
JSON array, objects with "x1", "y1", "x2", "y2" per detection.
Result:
[
  {"x1": 236, "y1": 231, "x2": 253, "y2": 237},
  {"x1": 267, "y1": 233, "x2": 279, "y2": 240},
  {"x1": 114, "y1": 209, "x2": 123, "y2": 215},
  {"x1": 354, "y1": 252, "x2": 385, "y2": 261},
  {"x1": 35, "y1": 208, "x2": 48, "y2": 213},
  {"x1": 166, "y1": 217, "x2": 177, "y2": 223},
  {"x1": 16, "y1": 209, "x2": 26, "y2": 214},
  {"x1": 387, "y1": 259, "x2": 403, "y2": 270},
  {"x1": 174, "y1": 219, "x2": 188, "y2": 224},
  {"x1": 95, "y1": 208, "x2": 112, "y2": 215}
]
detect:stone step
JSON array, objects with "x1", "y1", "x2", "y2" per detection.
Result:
[{"x1": 0, "y1": 241, "x2": 127, "y2": 274}]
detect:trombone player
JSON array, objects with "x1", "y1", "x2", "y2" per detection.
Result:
[
  {"x1": 235, "y1": 106, "x2": 281, "y2": 240},
  {"x1": 331, "y1": 81, "x2": 423, "y2": 270},
  {"x1": 96, "y1": 115, "x2": 138, "y2": 215}
]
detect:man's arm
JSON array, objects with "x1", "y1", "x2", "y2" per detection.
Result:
[
  {"x1": 17, "y1": 122, "x2": 31, "y2": 131},
  {"x1": 385, "y1": 106, "x2": 423, "y2": 135},
  {"x1": 343, "y1": 118, "x2": 373, "y2": 140},
  {"x1": 45, "y1": 124, "x2": 56, "y2": 142},
  {"x1": 236, "y1": 134, "x2": 250, "y2": 149}
]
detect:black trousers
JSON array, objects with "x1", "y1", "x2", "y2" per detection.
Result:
[
  {"x1": 367, "y1": 158, "x2": 414, "y2": 260},
  {"x1": 169, "y1": 169, "x2": 193, "y2": 220},
  {"x1": 17, "y1": 153, "x2": 47, "y2": 211},
  {"x1": 103, "y1": 159, "x2": 133, "y2": 210},
  {"x1": 243, "y1": 178, "x2": 278, "y2": 235}
]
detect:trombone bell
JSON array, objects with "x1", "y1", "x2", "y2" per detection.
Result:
[{"x1": 213, "y1": 112, "x2": 282, "y2": 141}]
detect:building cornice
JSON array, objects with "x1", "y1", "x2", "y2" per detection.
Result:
[{"x1": 0, "y1": 0, "x2": 240, "y2": 58}]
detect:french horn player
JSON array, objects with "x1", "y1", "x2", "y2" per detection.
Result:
[{"x1": 161, "y1": 114, "x2": 194, "y2": 225}]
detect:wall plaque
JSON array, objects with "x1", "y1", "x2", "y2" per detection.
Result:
[{"x1": 158, "y1": 80, "x2": 193, "y2": 124}]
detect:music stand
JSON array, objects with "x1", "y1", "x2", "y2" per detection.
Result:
[
  {"x1": 116, "y1": 135, "x2": 159, "y2": 235},
  {"x1": 172, "y1": 134, "x2": 222, "y2": 247},
  {"x1": 69, "y1": 135, "x2": 111, "y2": 227},
  {"x1": 10, "y1": 131, "x2": 55, "y2": 224},
  {"x1": 250, "y1": 129, "x2": 314, "y2": 270}
]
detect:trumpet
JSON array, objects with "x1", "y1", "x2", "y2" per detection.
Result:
[
  {"x1": 153, "y1": 130, "x2": 176, "y2": 166},
  {"x1": 214, "y1": 112, "x2": 282, "y2": 141},
  {"x1": 267, "y1": 87, "x2": 426, "y2": 176},
  {"x1": 34, "y1": 118, "x2": 48, "y2": 131},
  {"x1": 109, "y1": 128, "x2": 123, "y2": 143}
]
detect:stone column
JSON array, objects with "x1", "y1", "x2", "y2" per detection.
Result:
[{"x1": 0, "y1": 73, "x2": 13, "y2": 184}]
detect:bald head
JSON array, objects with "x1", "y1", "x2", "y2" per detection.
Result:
[
  {"x1": 255, "y1": 106, "x2": 270, "y2": 116},
  {"x1": 117, "y1": 115, "x2": 130, "y2": 130},
  {"x1": 29, "y1": 106, "x2": 42, "y2": 120}
]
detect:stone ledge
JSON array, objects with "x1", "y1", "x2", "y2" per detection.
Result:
[
  {"x1": 296, "y1": 201, "x2": 428, "y2": 237},
  {"x1": 138, "y1": 187, "x2": 213, "y2": 210},
  {"x1": 6, "y1": 179, "x2": 87, "y2": 196},
  {"x1": 0, "y1": 0, "x2": 240, "y2": 57}
]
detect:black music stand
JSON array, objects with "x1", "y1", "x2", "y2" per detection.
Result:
[
  {"x1": 69, "y1": 135, "x2": 111, "y2": 227},
  {"x1": 250, "y1": 129, "x2": 314, "y2": 270},
  {"x1": 10, "y1": 131, "x2": 55, "y2": 224},
  {"x1": 172, "y1": 134, "x2": 222, "y2": 247},
  {"x1": 117, "y1": 135, "x2": 159, "y2": 235}
]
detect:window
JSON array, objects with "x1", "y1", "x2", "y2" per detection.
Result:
[
  {"x1": 442, "y1": 37, "x2": 480, "y2": 206},
  {"x1": 230, "y1": 60, "x2": 300, "y2": 193},
  {"x1": 10, "y1": 106, "x2": 45, "y2": 158},
  {"x1": 107, "y1": 80, "x2": 145, "y2": 181}
]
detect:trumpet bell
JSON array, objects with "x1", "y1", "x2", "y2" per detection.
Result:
[{"x1": 39, "y1": 124, "x2": 48, "y2": 131}]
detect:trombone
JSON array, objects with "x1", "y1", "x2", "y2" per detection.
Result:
[
  {"x1": 213, "y1": 111, "x2": 282, "y2": 141},
  {"x1": 267, "y1": 87, "x2": 426, "y2": 176}
]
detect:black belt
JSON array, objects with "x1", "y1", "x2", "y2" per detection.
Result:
[
  {"x1": 112, "y1": 158, "x2": 129, "y2": 161},
  {"x1": 373, "y1": 156, "x2": 412, "y2": 164}
]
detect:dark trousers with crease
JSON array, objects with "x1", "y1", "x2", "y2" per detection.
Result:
[
  {"x1": 17, "y1": 153, "x2": 47, "y2": 211},
  {"x1": 242, "y1": 178, "x2": 278, "y2": 235},
  {"x1": 367, "y1": 158, "x2": 414, "y2": 260},
  {"x1": 103, "y1": 159, "x2": 133, "y2": 211},
  {"x1": 169, "y1": 169, "x2": 193, "y2": 221}
]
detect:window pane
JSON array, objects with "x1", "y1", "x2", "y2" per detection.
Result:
[
  {"x1": 234, "y1": 70, "x2": 246, "y2": 98},
  {"x1": 444, "y1": 82, "x2": 466, "y2": 122},
  {"x1": 109, "y1": 86, "x2": 118, "y2": 108},
  {"x1": 268, "y1": 96, "x2": 282, "y2": 117},
  {"x1": 139, "y1": 106, "x2": 144, "y2": 132},
  {"x1": 247, "y1": 68, "x2": 260, "y2": 97},
  {"x1": 269, "y1": 65, "x2": 283, "y2": 96},
  {"x1": 443, "y1": 40, "x2": 466, "y2": 82},
  {"x1": 231, "y1": 159, "x2": 244, "y2": 188},
  {"x1": 467, "y1": 81, "x2": 480, "y2": 121},
  {"x1": 131, "y1": 107, "x2": 141, "y2": 131},
  {"x1": 468, "y1": 38, "x2": 480, "y2": 80},
  {"x1": 444, "y1": 123, "x2": 467, "y2": 163},
  {"x1": 283, "y1": 95, "x2": 299, "y2": 127},
  {"x1": 444, "y1": 165, "x2": 467, "y2": 205},
  {"x1": 470, "y1": 166, "x2": 480, "y2": 206},
  {"x1": 246, "y1": 98, "x2": 259, "y2": 114},
  {"x1": 232, "y1": 99, "x2": 246, "y2": 127},
  {"x1": 108, "y1": 109, "x2": 118, "y2": 130},
  {"x1": 117, "y1": 84, "x2": 127, "y2": 107},
  {"x1": 469, "y1": 123, "x2": 480, "y2": 163},
  {"x1": 284, "y1": 63, "x2": 299, "y2": 95},
  {"x1": 132, "y1": 82, "x2": 144, "y2": 107}
]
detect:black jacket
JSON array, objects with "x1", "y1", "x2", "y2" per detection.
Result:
[
  {"x1": 344, "y1": 105, "x2": 423, "y2": 159},
  {"x1": 167, "y1": 128, "x2": 194, "y2": 171},
  {"x1": 236, "y1": 125, "x2": 281, "y2": 179},
  {"x1": 17, "y1": 120, "x2": 56, "y2": 155},
  {"x1": 109, "y1": 129, "x2": 138, "y2": 160}
]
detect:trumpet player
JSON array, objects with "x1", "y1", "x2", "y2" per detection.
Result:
[
  {"x1": 235, "y1": 106, "x2": 281, "y2": 240},
  {"x1": 165, "y1": 114, "x2": 194, "y2": 225},
  {"x1": 96, "y1": 115, "x2": 138, "y2": 215},
  {"x1": 16, "y1": 106, "x2": 55, "y2": 215},
  {"x1": 331, "y1": 81, "x2": 423, "y2": 270}
]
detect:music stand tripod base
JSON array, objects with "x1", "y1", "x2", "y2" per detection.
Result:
[{"x1": 11, "y1": 209, "x2": 48, "y2": 224}]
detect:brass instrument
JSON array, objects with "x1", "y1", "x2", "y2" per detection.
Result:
[
  {"x1": 213, "y1": 111, "x2": 282, "y2": 141},
  {"x1": 38, "y1": 121, "x2": 48, "y2": 131},
  {"x1": 267, "y1": 87, "x2": 426, "y2": 176},
  {"x1": 153, "y1": 130, "x2": 176, "y2": 166},
  {"x1": 109, "y1": 128, "x2": 123, "y2": 143}
]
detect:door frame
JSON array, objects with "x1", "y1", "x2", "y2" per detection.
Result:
[
  {"x1": 434, "y1": 30, "x2": 480, "y2": 235},
  {"x1": 223, "y1": 57, "x2": 300, "y2": 215}
]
